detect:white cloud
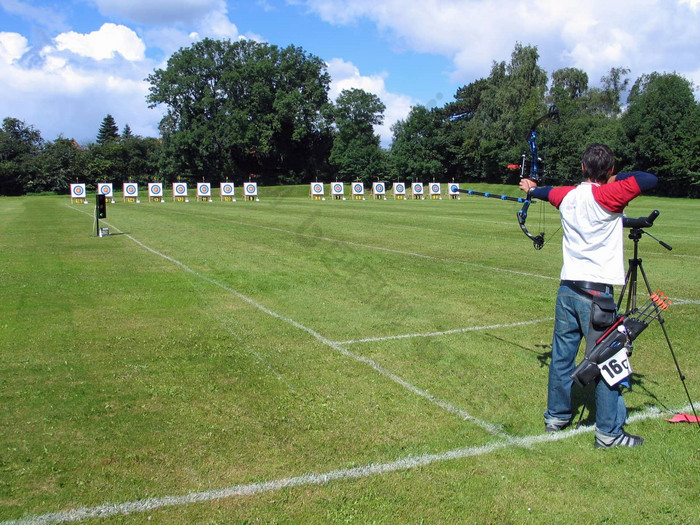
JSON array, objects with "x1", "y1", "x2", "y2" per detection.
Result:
[
  {"x1": 54, "y1": 23, "x2": 146, "y2": 61},
  {"x1": 0, "y1": 31, "x2": 29, "y2": 63},
  {"x1": 326, "y1": 57, "x2": 413, "y2": 146},
  {"x1": 300, "y1": 0, "x2": 700, "y2": 88},
  {"x1": 91, "y1": 0, "x2": 224, "y2": 25}
]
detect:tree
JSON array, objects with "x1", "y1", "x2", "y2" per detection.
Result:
[
  {"x1": 622, "y1": 72, "x2": 700, "y2": 196},
  {"x1": 330, "y1": 88, "x2": 386, "y2": 182},
  {"x1": 389, "y1": 105, "x2": 446, "y2": 182},
  {"x1": 147, "y1": 38, "x2": 334, "y2": 184},
  {"x1": 0, "y1": 117, "x2": 44, "y2": 195},
  {"x1": 34, "y1": 137, "x2": 84, "y2": 193},
  {"x1": 96, "y1": 114, "x2": 119, "y2": 145}
]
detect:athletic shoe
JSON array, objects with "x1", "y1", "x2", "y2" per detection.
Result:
[
  {"x1": 594, "y1": 431, "x2": 644, "y2": 448},
  {"x1": 545, "y1": 421, "x2": 569, "y2": 432}
]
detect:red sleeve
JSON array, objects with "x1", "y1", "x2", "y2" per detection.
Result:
[
  {"x1": 591, "y1": 177, "x2": 642, "y2": 213},
  {"x1": 548, "y1": 186, "x2": 576, "y2": 209}
]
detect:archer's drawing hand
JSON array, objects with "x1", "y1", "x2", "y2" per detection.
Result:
[{"x1": 519, "y1": 179, "x2": 537, "y2": 193}]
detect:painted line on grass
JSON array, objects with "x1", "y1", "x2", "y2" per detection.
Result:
[
  {"x1": 69, "y1": 207, "x2": 509, "y2": 438},
  {"x1": 4, "y1": 404, "x2": 684, "y2": 525},
  {"x1": 336, "y1": 318, "x2": 554, "y2": 345}
]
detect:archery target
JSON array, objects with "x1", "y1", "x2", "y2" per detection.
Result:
[
  {"x1": 393, "y1": 182, "x2": 406, "y2": 195},
  {"x1": 148, "y1": 182, "x2": 163, "y2": 197},
  {"x1": 220, "y1": 182, "x2": 235, "y2": 196},
  {"x1": 70, "y1": 183, "x2": 86, "y2": 198},
  {"x1": 97, "y1": 183, "x2": 113, "y2": 197},
  {"x1": 173, "y1": 182, "x2": 187, "y2": 196},
  {"x1": 352, "y1": 182, "x2": 364, "y2": 195},
  {"x1": 244, "y1": 182, "x2": 258, "y2": 196},
  {"x1": 373, "y1": 182, "x2": 386, "y2": 195},
  {"x1": 449, "y1": 183, "x2": 459, "y2": 195},
  {"x1": 412, "y1": 182, "x2": 424, "y2": 195},
  {"x1": 331, "y1": 182, "x2": 344, "y2": 195},
  {"x1": 430, "y1": 183, "x2": 441, "y2": 195},
  {"x1": 197, "y1": 182, "x2": 211, "y2": 196},
  {"x1": 311, "y1": 182, "x2": 324, "y2": 196},
  {"x1": 123, "y1": 183, "x2": 138, "y2": 196}
]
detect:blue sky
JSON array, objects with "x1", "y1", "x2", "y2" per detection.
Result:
[{"x1": 2, "y1": 0, "x2": 700, "y2": 146}]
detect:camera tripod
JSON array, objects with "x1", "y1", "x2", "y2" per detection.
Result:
[{"x1": 617, "y1": 210, "x2": 699, "y2": 428}]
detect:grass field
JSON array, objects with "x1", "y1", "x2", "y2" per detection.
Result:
[{"x1": 1, "y1": 186, "x2": 699, "y2": 524}]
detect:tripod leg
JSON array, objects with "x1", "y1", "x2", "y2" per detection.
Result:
[{"x1": 637, "y1": 261, "x2": 700, "y2": 428}]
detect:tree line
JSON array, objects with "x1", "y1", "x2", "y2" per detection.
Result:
[{"x1": 2, "y1": 40, "x2": 698, "y2": 197}]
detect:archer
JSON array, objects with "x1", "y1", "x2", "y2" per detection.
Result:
[{"x1": 519, "y1": 143, "x2": 658, "y2": 448}]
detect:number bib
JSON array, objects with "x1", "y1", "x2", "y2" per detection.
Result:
[{"x1": 598, "y1": 348, "x2": 632, "y2": 387}]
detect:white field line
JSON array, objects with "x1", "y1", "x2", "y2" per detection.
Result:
[
  {"x1": 70, "y1": 208, "x2": 508, "y2": 438},
  {"x1": 4, "y1": 404, "x2": 688, "y2": 525},
  {"x1": 336, "y1": 318, "x2": 554, "y2": 345}
]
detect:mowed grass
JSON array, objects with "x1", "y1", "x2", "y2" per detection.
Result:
[{"x1": 1, "y1": 186, "x2": 699, "y2": 524}]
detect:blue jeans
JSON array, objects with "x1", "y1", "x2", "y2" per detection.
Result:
[{"x1": 544, "y1": 284, "x2": 627, "y2": 437}]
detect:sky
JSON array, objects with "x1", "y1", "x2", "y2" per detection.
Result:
[{"x1": 2, "y1": 0, "x2": 700, "y2": 147}]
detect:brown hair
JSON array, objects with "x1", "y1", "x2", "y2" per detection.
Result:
[{"x1": 582, "y1": 143, "x2": 615, "y2": 183}]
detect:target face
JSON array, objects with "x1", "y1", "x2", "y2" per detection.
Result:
[
  {"x1": 450, "y1": 184, "x2": 459, "y2": 193},
  {"x1": 220, "y1": 183, "x2": 235, "y2": 196},
  {"x1": 412, "y1": 183, "x2": 424, "y2": 194},
  {"x1": 97, "y1": 183, "x2": 113, "y2": 197},
  {"x1": 311, "y1": 183, "x2": 324, "y2": 195},
  {"x1": 430, "y1": 183, "x2": 441, "y2": 194},
  {"x1": 197, "y1": 183, "x2": 211, "y2": 196},
  {"x1": 373, "y1": 182, "x2": 385, "y2": 194},
  {"x1": 394, "y1": 183, "x2": 405, "y2": 194},
  {"x1": 70, "y1": 184, "x2": 85, "y2": 197},
  {"x1": 245, "y1": 183, "x2": 257, "y2": 196},
  {"x1": 124, "y1": 183, "x2": 138, "y2": 196},
  {"x1": 149, "y1": 183, "x2": 163, "y2": 196},
  {"x1": 353, "y1": 183, "x2": 364, "y2": 195},
  {"x1": 173, "y1": 183, "x2": 187, "y2": 195},
  {"x1": 331, "y1": 183, "x2": 344, "y2": 195}
]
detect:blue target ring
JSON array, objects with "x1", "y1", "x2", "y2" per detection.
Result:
[
  {"x1": 313, "y1": 183, "x2": 322, "y2": 193},
  {"x1": 222, "y1": 184, "x2": 233, "y2": 194},
  {"x1": 125, "y1": 184, "x2": 137, "y2": 195},
  {"x1": 246, "y1": 184, "x2": 256, "y2": 194},
  {"x1": 200, "y1": 185, "x2": 210, "y2": 194},
  {"x1": 151, "y1": 185, "x2": 161, "y2": 194},
  {"x1": 354, "y1": 184, "x2": 362, "y2": 193},
  {"x1": 175, "y1": 184, "x2": 186, "y2": 195},
  {"x1": 74, "y1": 186, "x2": 84, "y2": 196}
]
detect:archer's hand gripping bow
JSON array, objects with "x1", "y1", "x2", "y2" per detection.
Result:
[{"x1": 516, "y1": 105, "x2": 559, "y2": 250}]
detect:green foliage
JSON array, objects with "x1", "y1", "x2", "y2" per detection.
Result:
[
  {"x1": 147, "y1": 38, "x2": 334, "y2": 184},
  {"x1": 96, "y1": 114, "x2": 119, "y2": 145},
  {"x1": 330, "y1": 88, "x2": 387, "y2": 182},
  {"x1": 622, "y1": 72, "x2": 700, "y2": 196},
  {"x1": 3, "y1": 42, "x2": 700, "y2": 197}
]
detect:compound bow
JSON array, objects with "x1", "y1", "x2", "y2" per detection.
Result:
[{"x1": 515, "y1": 105, "x2": 559, "y2": 250}]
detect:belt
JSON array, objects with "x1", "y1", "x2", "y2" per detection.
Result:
[{"x1": 561, "y1": 280, "x2": 614, "y2": 295}]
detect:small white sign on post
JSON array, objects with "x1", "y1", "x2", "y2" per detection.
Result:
[
  {"x1": 70, "y1": 183, "x2": 87, "y2": 204},
  {"x1": 331, "y1": 182, "x2": 345, "y2": 200},
  {"x1": 310, "y1": 182, "x2": 325, "y2": 200},
  {"x1": 148, "y1": 182, "x2": 164, "y2": 202},
  {"x1": 197, "y1": 182, "x2": 212, "y2": 201},
  {"x1": 352, "y1": 182, "x2": 365, "y2": 200},
  {"x1": 373, "y1": 182, "x2": 386, "y2": 200},
  {"x1": 244, "y1": 182, "x2": 258, "y2": 201},
  {"x1": 220, "y1": 182, "x2": 236, "y2": 201},
  {"x1": 173, "y1": 182, "x2": 188, "y2": 202},
  {"x1": 97, "y1": 183, "x2": 114, "y2": 203},
  {"x1": 412, "y1": 182, "x2": 424, "y2": 199},
  {"x1": 123, "y1": 182, "x2": 139, "y2": 203}
]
